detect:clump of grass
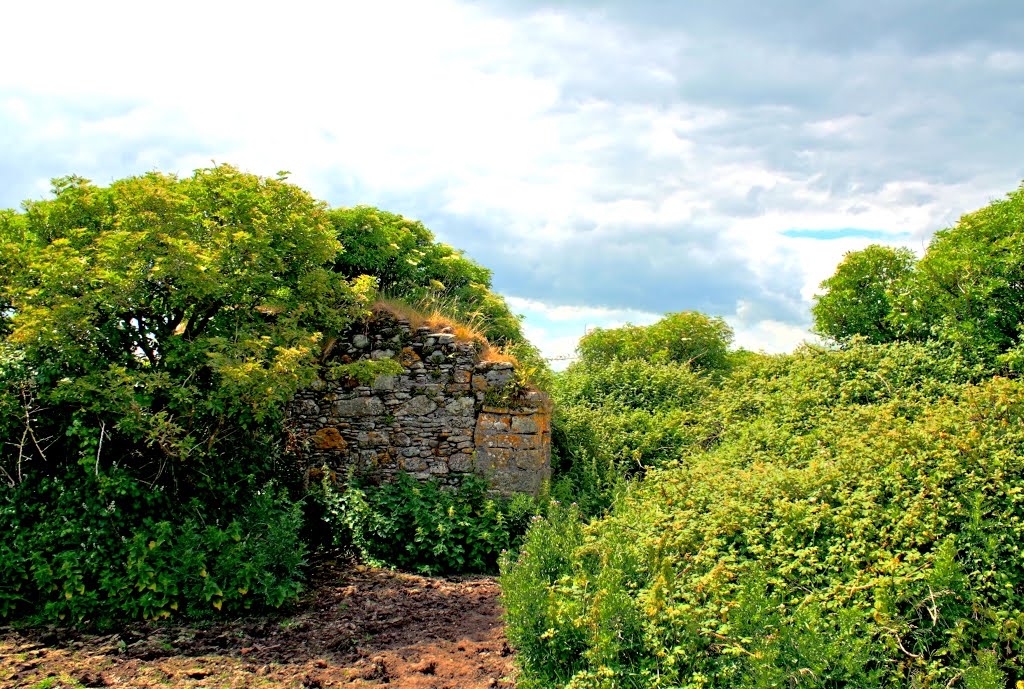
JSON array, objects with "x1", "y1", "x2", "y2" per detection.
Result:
[
  {"x1": 479, "y1": 342, "x2": 520, "y2": 367},
  {"x1": 370, "y1": 294, "x2": 539, "y2": 388},
  {"x1": 371, "y1": 296, "x2": 488, "y2": 351}
]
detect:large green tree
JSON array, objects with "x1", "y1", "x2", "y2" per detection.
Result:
[
  {"x1": 577, "y1": 311, "x2": 734, "y2": 372},
  {"x1": 891, "y1": 183, "x2": 1024, "y2": 356},
  {"x1": 1, "y1": 166, "x2": 371, "y2": 499},
  {"x1": 811, "y1": 244, "x2": 916, "y2": 344}
]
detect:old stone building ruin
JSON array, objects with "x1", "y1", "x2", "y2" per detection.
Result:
[{"x1": 287, "y1": 310, "x2": 551, "y2": 495}]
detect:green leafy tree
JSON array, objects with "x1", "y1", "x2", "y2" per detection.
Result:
[
  {"x1": 811, "y1": 244, "x2": 916, "y2": 344},
  {"x1": 329, "y1": 206, "x2": 522, "y2": 339},
  {"x1": 891, "y1": 183, "x2": 1024, "y2": 357},
  {"x1": 329, "y1": 205, "x2": 545, "y2": 375},
  {"x1": 1, "y1": 166, "x2": 371, "y2": 500},
  {"x1": 577, "y1": 311, "x2": 734, "y2": 372}
]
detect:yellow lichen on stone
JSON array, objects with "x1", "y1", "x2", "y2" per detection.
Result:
[{"x1": 312, "y1": 427, "x2": 347, "y2": 450}]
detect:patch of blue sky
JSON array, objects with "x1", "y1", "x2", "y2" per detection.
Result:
[{"x1": 781, "y1": 228, "x2": 912, "y2": 240}]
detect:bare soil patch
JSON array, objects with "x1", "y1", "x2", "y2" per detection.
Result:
[{"x1": 0, "y1": 556, "x2": 517, "y2": 688}]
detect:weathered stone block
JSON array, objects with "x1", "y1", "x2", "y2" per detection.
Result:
[
  {"x1": 449, "y1": 453, "x2": 474, "y2": 472},
  {"x1": 514, "y1": 448, "x2": 546, "y2": 470},
  {"x1": 312, "y1": 427, "x2": 347, "y2": 451},
  {"x1": 372, "y1": 375, "x2": 398, "y2": 391},
  {"x1": 333, "y1": 397, "x2": 385, "y2": 417},
  {"x1": 475, "y1": 447, "x2": 514, "y2": 471},
  {"x1": 476, "y1": 413, "x2": 510, "y2": 432},
  {"x1": 398, "y1": 395, "x2": 438, "y2": 416},
  {"x1": 510, "y1": 416, "x2": 541, "y2": 434},
  {"x1": 292, "y1": 399, "x2": 320, "y2": 416},
  {"x1": 444, "y1": 396, "x2": 475, "y2": 416},
  {"x1": 358, "y1": 450, "x2": 380, "y2": 466},
  {"x1": 402, "y1": 456, "x2": 428, "y2": 472}
]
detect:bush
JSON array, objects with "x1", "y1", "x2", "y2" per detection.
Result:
[
  {"x1": 549, "y1": 358, "x2": 716, "y2": 516},
  {"x1": 505, "y1": 339, "x2": 1024, "y2": 688},
  {"x1": 309, "y1": 471, "x2": 538, "y2": 575},
  {"x1": 577, "y1": 312, "x2": 733, "y2": 372},
  {"x1": 0, "y1": 472, "x2": 304, "y2": 627}
]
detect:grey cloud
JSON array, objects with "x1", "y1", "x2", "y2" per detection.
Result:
[
  {"x1": 485, "y1": 1, "x2": 1024, "y2": 56},
  {"x1": 407, "y1": 205, "x2": 806, "y2": 324},
  {"x1": 491, "y1": 1, "x2": 1023, "y2": 199}
]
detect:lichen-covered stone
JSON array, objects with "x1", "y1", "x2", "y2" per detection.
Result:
[
  {"x1": 510, "y1": 416, "x2": 541, "y2": 433},
  {"x1": 399, "y1": 395, "x2": 438, "y2": 416},
  {"x1": 312, "y1": 427, "x2": 347, "y2": 450},
  {"x1": 333, "y1": 397, "x2": 385, "y2": 417}
]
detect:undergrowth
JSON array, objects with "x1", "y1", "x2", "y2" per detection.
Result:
[
  {"x1": 502, "y1": 340, "x2": 1024, "y2": 688},
  {"x1": 307, "y1": 470, "x2": 539, "y2": 575}
]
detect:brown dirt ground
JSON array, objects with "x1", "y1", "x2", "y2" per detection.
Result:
[{"x1": 0, "y1": 556, "x2": 518, "y2": 688}]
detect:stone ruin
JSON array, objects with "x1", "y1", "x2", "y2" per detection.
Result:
[{"x1": 286, "y1": 310, "x2": 552, "y2": 495}]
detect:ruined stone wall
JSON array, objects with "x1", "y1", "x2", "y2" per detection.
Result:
[{"x1": 287, "y1": 313, "x2": 551, "y2": 495}]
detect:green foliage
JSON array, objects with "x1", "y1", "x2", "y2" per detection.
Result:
[
  {"x1": 329, "y1": 206, "x2": 529, "y2": 347},
  {"x1": 893, "y1": 183, "x2": 1024, "y2": 357},
  {"x1": 0, "y1": 472, "x2": 304, "y2": 626},
  {"x1": 814, "y1": 182, "x2": 1024, "y2": 364},
  {"x1": 578, "y1": 312, "x2": 733, "y2": 372},
  {"x1": 506, "y1": 336, "x2": 1024, "y2": 687},
  {"x1": 310, "y1": 471, "x2": 537, "y2": 575},
  {"x1": 500, "y1": 501, "x2": 588, "y2": 685},
  {"x1": 812, "y1": 244, "x2": 916, "y2": 343},
  {"x1": 1, "y1": 165, "x2": 370, "y2": 505},
  {"x1": 325, "y1": 357, "x2": 404, "y2": 386},
  {"x1": 549, "y1": 356, "x2": 718, "y2": 516}
]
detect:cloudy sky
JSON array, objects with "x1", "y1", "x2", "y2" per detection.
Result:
[{"x1": 2, "y1": 1, "x2": 1022, "y2": 363}]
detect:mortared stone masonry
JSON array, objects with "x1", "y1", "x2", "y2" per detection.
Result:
[{"x1": 286, "y1": 310, "x2": 551, "y2": 495}]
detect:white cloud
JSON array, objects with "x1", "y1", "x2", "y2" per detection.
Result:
[{"x1": 2, "y1": 0, "x2": 1021, "y2": 357}]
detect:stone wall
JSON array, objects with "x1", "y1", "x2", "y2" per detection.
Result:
[{"x1": 287, "y1": 312, "x2": 551, "y2": 495}]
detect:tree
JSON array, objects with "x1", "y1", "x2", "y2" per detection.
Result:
[
  {"x1": 577, "y1": 311, "x2": 734, "y2": 372},
  {"x1": 811, "y1": 244, "x2": 916, "y2": 344},
  {"x1": 1, "y1": 166, "x2": 371, "y2": 500},
  {"x1": 328, "y1": 205, "x2": 528, "y2": 346},
  {"x1": 890, "y1": 183, "x2": 1024, "y2": 357}
]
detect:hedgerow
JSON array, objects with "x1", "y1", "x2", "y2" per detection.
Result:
[{"x1": 505, "y1": 340, "x2": 1024, "y2": 688}]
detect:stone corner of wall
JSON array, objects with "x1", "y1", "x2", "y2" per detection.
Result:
[{"x1": 286, "y1": 314, "x2": 553, "y2": 497}]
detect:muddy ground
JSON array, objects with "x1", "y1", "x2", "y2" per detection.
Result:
[{"x1": 0, "y1": 556, "x2": 517, "y2": 688}]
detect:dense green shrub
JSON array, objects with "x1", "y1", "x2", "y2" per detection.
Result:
[
  {"x1": 0, "y1": 166, "x2": 542, "y2": 625},
  {"x1": 309, "y1": 471, "x2": 538, "y2": 575},
  {"x1": 577, "y1": 312, "x2": 733, "y2": 372},
  {"x1": 505, "y1": 339, "x2": 1024, "y2": 688},
  {"x1": 0, "y1": 472, "x2": 304, "y2": 627},
  {"x1": 549, "y1": 357, "x2": 717, "y2": 516}
]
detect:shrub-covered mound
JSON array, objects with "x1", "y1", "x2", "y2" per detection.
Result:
[
  {"x1": 0, "y1": 166, "x2": 541, "y2": 626},
  {"x1": 503, "y1": 342, "x2": 1024, "y2": 688}
]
